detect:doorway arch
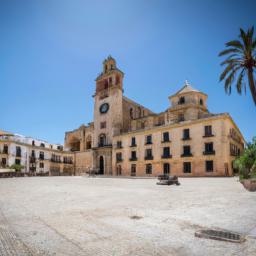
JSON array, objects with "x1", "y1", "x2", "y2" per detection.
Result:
[{"x1": 99, "y1": 156, "x2": 104, "y2": 175}]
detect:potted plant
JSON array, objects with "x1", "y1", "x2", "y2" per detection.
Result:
[{"x1": 234, "y1": 137, "x2": 256, "y2": 191}]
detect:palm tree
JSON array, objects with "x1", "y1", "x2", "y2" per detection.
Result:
[{"x1": 219, "y1": 26, "x2": 256, "y2": 105}]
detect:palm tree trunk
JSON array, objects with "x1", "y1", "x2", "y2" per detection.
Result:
[{"x1": 248, "y1": 68, "x2": 256, "y2": 105}]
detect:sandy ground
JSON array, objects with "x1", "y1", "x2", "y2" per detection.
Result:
[{"x1": 0, "y1": 176, "x2": 256, "y2": 256}]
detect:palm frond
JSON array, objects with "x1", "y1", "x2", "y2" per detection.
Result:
[
  {"x1": 252, "y1": 39, "x2": 256, "y2": 49},
  {"x1": 218, "y1": 48, "x2": 241, "y2": 56},
  {"x1": 236, "y1": 69, "x2": 245, "y2": 94},
  {"x1": 221, "y1": 58, "x2": 242, "y2": 66},
  {"x1": 240, "y1": 28, "x2": 249, "y2": 51},
  {"x1": 224, "y1": 66, "x2": 240, "y2": 94},
  {"x1": 219, "y1": 63, "x2": 238, "y2": 81},
  {"x1": 226, "y1": 40, "x2": 244, "y2": 50},
  {"x1": 249, "y1": 26, "x2": 254, "y2": 40}
]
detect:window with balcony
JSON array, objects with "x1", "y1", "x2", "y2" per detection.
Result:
[
  {"x1": 3, "y1": 145, "x2": 8, "y2": 154},
  {"x1": 130, "y1": 151, "x2": 137, "y2": 161},
  {"x1": 145, "y1": 135, "x2": 152, "y2": 145},
  {"x1": 145, "y1": 148, "x2": 153, "y2": 160},
  {"x1": 98, "y1": 134, "x2": 106, "y2": 147},
  {"x1": 1, "y1": 158, "x2": 6, "y2": 167},
  {"x1": 31, "y1": 150, "x2": 35, "y2": 158},
  {"x1": 15, "y1": 158, "x2": 21, "y2": 165},
  {"x1": 181, "y1": 145, "x2": 192, "y2": 157},
  {"x1": 162, "y1": 147, "x2": 171, "y2": 158},
  {"x1": 116, "y1": 152, "x2": 122, "y2": 163},
  {"x1": 183, "y1": 162, "x2": 191, "y2": 173},
  {"x1": 204, "y1": 125, "x2": 213, "y2": 137},
  {"x1": 162, "y1": 132, "x2": 170, "y2": 142},
  {"x1": 117, "y1": 141, "x2": 122, "y2": 148},
  {"x1": 163, "y1": 163, "x2": 170, "y2": 174},
  {"x1": 131, "y1": 137, "x2": 136, "y2": 147},
  {"x1": 178, "y1": 113, "x2": 185, "y2": 122},
  {"x1": 63, "y1": 157, "x2": 73, "y2": 164},
  {"x1": 146, "y1": 163, "x2": 152, "y2": 174},
  {"x1": 182, "y1": 129, "x2": 190, "y2": 140},
  {"x1": 206, "y1": 160, "x2": 213, "y2": 172},
  {"x1": 16, "y1": 146, "x2": 21, "y2": 157},
  {"x1": 204, "y1": 142, "x2": 215, "y2": 155},
  {"x1": 39, "y1": 151, "x2": 44, "y2": 160}
]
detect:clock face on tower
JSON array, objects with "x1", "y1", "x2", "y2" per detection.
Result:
[{"x1": 99, "y1": 103, "x2": 109, "y2": 114}]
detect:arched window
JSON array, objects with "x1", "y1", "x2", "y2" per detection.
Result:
[
  {"x1": 178, "y1": 97, "x2": 185, "y2": 104},
  {"x1": 104, "y1": 64, "x2": 107, "y2": 73},
  {"x1": 199, "y1": 98, "x2": 203, "y2": 105},
  {"x1": 99, "y1": 134, "x2": 106, "y2": 147}
]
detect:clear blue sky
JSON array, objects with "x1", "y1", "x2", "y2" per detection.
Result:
[{"x1": 0, "y1": 0, "x2": 255, "y2": 144}]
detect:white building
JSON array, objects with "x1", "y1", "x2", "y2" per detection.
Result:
[{"x1": 0, "y1": 130, "x2": 74, "y2": 176}]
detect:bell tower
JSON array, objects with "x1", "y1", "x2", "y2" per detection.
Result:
[{"x1": 92, "y1": 56, "x2": 124, "y2": 174}]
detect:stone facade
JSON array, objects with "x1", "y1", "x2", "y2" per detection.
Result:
[{"x1": 64, "y1": 56, "x2": 245, "y2": 177}]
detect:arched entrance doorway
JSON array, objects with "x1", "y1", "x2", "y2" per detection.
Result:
[{"x1": 99, "y1": 156, "x2": 104, "y2": 175}]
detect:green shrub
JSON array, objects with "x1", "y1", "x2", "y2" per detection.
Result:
[
  {"x1": 10, "y1": 164, "x2": 24, "y2": 172},
  {"x1": 234, "y1": 137, "x2": 256, "y2": 180}
]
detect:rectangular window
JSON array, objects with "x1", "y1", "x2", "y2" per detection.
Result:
[
  {"x1": 162, "y1": 147, "x2": 171, "y2": 158},
  {"x1": 117, "y1": 141, "x2": 122, "y2": 148},
  {"x1": 204, "y1": 142, "x2": 214, "y2": 154},
  {"x1": 130, "y1": 151, "x2": 137, "y2": 161},
  {"x1": 31, "y1": 150, "x2": 35, "y2": 158},
  {"x1": 131, "y1": 164, "x2": 136, "y2": 176},
  {"x1": 116, "y1": 152, "x2": 122, "y2": 162},
  {"x1": 39, "y1": 162, "x2": 44, "y2": 168},
  {"x1": 183, "y1": 162, "x2": 191, "y2": 173},
  {"x1": 2, "y1": 158, "x2": 6, "y2": 166},
  {"x1": 206, "y1": 160, "x2": 213, "y2": 172},
  {"x1": 15, "y1": 158, "x2": 21, "y2": 165},
  {"x1": 145, "y1": 148, "x2": 153, "y2": 160},
  {"x1": 3, "y1": 145, "x2": 8, "y2": 154},
  {"x1": 204, "y1": 125, "x2": 213, "y2": 136},
  {"x1": 39, "y1": 151, "x2": 44, "y2": 160},
  {"x1": 16, "y1": 146, "x2": 21, "y2": 157},
  {"x1": 100, "y1": 122, "x2": 106, "y2": 129},
  {"x1": 182, "y1": 145, "x2": 191, "y2": 156},
  {"x1": 163, "y1": 163, "x2": 170, "y2": 174},
  {"x1": 163, "y1": 132, "x2": 170, "y2": 142},
  {"x1": 145, "y1": 135, "x2": 152, "y2": 144},
  {"x1": 183, "y1": 129, "x2": 190, "y2": 140},
  {"x1": 131, "y1": 137, "x2": 136, "y2": 146},
  {"x1": 146, "y1": 164, "x2": 152, "y2": 174}
]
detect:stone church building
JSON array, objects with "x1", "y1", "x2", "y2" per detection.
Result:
[{"x1": 64, "y1": 56, "x2": 244, "y2": 177}]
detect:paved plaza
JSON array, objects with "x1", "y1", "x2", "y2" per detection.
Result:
[{"x1": 0, "y1": 177, "x2": 256, "y2": 256}]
